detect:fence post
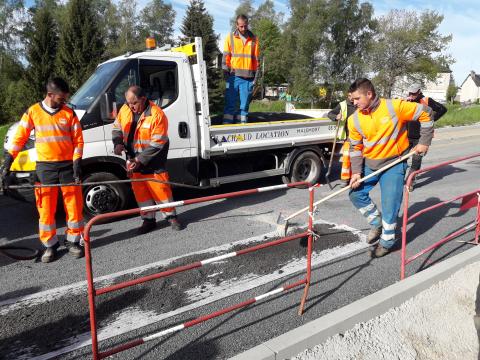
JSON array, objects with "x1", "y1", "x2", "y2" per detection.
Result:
[{"x1": 298, "y1": 186, "x2": 315, "y2": 315}]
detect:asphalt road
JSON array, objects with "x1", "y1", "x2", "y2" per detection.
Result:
[{"x1": 1, "y1": 124, "x2": 479, "y2": 360}]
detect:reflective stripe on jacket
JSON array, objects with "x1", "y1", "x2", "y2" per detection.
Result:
[
  {"x1": 222, "y1": 30, "x2": 259, "y2": 78},
  {"x1": 112, "y1": 101, "x2": 169, "y2": 173},
  {"x1": 9, "y1": 102, "x2": 83, "y2": 162},
  {"x1": 347, "y1": 98, "x2": 434, "y2": 174}
]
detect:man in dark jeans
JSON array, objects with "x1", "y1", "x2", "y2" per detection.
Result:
[{"x1": 406, "y1": 84, "x2": 447, "y2": 191}]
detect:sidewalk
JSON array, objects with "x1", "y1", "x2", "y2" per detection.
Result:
[{"x1": 293, "y1": 260, "x2": 480, "y2": 360}]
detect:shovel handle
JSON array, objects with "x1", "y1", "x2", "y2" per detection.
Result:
[{"x1": 285, "y1": 151, "x2": 415, "y2": 221}]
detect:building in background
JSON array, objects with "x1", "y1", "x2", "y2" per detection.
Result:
[
  {"x1": 459, "y1": 71, "x2": 480, "y2": 103},
  {"x1": 392, "y1": 70, "x2": 453, "y2": 103}
]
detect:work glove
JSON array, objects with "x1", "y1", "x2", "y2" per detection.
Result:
[
  {"x1": 223, "y1": 70, "x2": 230, "y2": 81},
  {"x1": 114, "y1": 144, "x2": 125, "y2": 155},
  {"x1": 73, "y1": 159, "x2": 82, "y2": 184},
  {"x1": 126, "y1": 158, "x2": 141, "y2": 177}
]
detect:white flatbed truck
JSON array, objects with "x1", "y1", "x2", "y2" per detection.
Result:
[{"x1": 3, "y1": 38, "x2": 338, "y2": 217}]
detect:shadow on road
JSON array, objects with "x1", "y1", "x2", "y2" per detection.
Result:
[{"x1": 413, "y1": 165, "x2": 466, "y2": 190}]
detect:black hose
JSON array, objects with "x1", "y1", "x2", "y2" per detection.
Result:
[{"x1": 0, "y1": 245, "x2": 40, "y2": 261}]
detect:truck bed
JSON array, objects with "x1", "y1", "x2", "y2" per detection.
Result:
[{"x1": 208, "y1": 112, "x2": 337, "y2": 155}]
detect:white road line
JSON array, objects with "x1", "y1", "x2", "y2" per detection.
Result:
[{"x1": 21, "y1": 221, "x2": 370, "y2": 360}]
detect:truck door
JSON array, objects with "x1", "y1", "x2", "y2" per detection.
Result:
[{"x1": 138, "y1": 59, "x2": 197, "y2": 184}]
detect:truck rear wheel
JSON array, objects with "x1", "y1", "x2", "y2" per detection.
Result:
[
  {"x1": 82, "y1": 172, "x2": 131, "y2": 220},
  {"x1": 282, "y1": 151, "x2": 323, "y2": 186}
]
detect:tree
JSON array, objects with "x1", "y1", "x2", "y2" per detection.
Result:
[
  {"x1": 446, "y1": 77, "x2": 457, "y2": 104},
  {"x1": 0, "y1": 0, "x2": 25, "y2": 72},
  {"x1": 116, "y1": 0, "x2": 140, "y2": 53},
  {"x1": 93, "y1": 0, "x2": 122, "y2": 57},
  {"x1": 250, "y1": 1, "x2": 286, "y2": 86},
  {"x1": 25, "y1": 3, "x2": 59, "y2": 101},
  {"x1": 317, "y1": 0, "x2": 377, "y2": 104},
  {"x1": 250, "y1": 0, "x2": 283, "y2": 31},
  {"x1": 181, "y1": 0, "x2": 223, "y2": 113},
  {"x1": 139, "y1": 0, "x2": 175, "y2": 47},
  {"x1": 368, "y1": 9, "x2": 453, "y2": 97},
  {"x1": 282, "y1": 0, "x2": 330, "y2": 103},
  {"x1": 230, "y1": 0, "x2": 254, "y2": 29},
  {"x1": 56, "y1": 0, "x2": 104, "y2": 91}
]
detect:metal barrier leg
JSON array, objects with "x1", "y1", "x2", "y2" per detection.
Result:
[
  {"x1": 84, "y1": 235, "x2": 100, "y2": 360},
  {"x1": 298, "y1": 186, "x2": 315, "y2": 315},
  {"x1": 475, "y1": 194, "x2": 480, "y2": 245}
]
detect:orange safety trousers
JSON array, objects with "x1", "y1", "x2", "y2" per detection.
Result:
[
  {"x1": 131, "y1": 172, "x2": 176, "y2": 220},
  {"x1": 35, "y1": 184, "x2": 84, "y2": 247},
  {"x1": 340, "y1": 141, "x2": 352, "y2": 181}
]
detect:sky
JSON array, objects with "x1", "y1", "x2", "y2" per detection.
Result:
[
  {"x1": 161, "y1": 0, "x2": 478, "y2": 85},
  {"x1": 24, "y1": 0, "x2": 479, "y2": 85}
]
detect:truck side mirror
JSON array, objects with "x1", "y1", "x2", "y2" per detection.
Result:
[{"x1": 100, "y1": 93, "x2": 117, "y2": 122}]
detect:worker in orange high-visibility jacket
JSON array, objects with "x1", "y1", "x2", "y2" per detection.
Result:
[
  {"x1": 0, "y1": 78, "x2": 84, "y2": 263},
  {"x1": 347, "y1": 78, "x2": 433, "y2": 258},
  {"x1": 222, "y1": 14, "x2": 260, "y2": 124},
  {"x1": 112, "y1": 85, "x2": 182, "y2": 234}
]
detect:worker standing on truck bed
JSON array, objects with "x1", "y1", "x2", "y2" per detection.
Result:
[
  {"x1": 0, "y1": 78, "x2": 84, "y2": 263},
  {"x1": 327, "y1": 93, "x2": 356, "y2": 187},
  {"x1": 112, "y1": 85, "x2": 182, "y2": 234},
  {"x1": 405, "y1": 83, "x2": 447, "y2": 191},
  {"x1": 347, "y1": 78, "x2": 433, "y2": 257},
  {"x1": 222, "y1": 14, "x2": 260, "y2": 124}
]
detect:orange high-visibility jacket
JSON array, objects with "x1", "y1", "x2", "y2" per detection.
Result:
[
  {"x1": 9, "y1": 102, "x2": 83, "y2": 162},
  {"x1": 112, "y1": 101, "x2": 169, "y2": 173},
  {"x1": 347, "y1": 98, "x2": 434, "y2": 174},
  {"x1": 222, "y1": 30, "x2": 259, "y2": 78}
]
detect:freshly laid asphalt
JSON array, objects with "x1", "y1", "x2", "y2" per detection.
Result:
[{"x1": 0, "y1": 124, "x2": 479, "y2": 359}]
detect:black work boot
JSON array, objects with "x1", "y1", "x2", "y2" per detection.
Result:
[
  {"x1": 168, "y1": 216, "x2": 183, "y2": 231},
  {"x1": 41, "y1": 243, "x2": 59, "y2": 263},
  {"x1": 138, "y1": 219, "x2": 157, "y2": 235},
  {"x1": 65, "y1": 241, "x2": 84, "y2": 258}
]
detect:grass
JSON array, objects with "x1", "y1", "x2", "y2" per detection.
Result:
[
  {"x1": 0, "y1": 123, "x2": 10, "y2": 159},
  {"x1": 437, "y1": 104, "x2": 480, "y2": 128}
]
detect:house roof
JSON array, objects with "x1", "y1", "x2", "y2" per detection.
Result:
[{"x1": 460, "y1": 71, "x2": 480, "y2": 88}]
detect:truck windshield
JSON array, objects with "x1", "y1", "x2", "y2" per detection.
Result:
[{"x1": 70, "y1": 60, "x2": 126, "y2": 110}]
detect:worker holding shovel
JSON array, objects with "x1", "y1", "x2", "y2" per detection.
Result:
[{"x1": 347, "y1": 78, "x2": 434, "y2": 257}]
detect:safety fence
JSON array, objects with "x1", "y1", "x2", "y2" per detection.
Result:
[
  {"x1": 401, "y1": 152, "x2": 480, "y2": 280},
  {"x1": 83, "y1": 181, "x2": 317, "y2": 359}
]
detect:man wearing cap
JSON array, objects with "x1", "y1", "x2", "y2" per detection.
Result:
[{"x1": 406, "y1": 83, "x2": 447, "y2": 190}]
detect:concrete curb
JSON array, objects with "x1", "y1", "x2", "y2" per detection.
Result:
[{"x1": 230, "y1": 245, "x2": 480, "y2": 360}]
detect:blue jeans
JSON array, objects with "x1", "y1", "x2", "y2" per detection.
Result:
[
  {"x1": 349, "y1": 161, "x2": 407, "y2": 249},
  {"x1": 223, "y1": 75, "x2": 254, "y2": 124}
]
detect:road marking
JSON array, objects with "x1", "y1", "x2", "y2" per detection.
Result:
[{"x1": 9, "y1": 220, "x2": 370, "y2": 360}]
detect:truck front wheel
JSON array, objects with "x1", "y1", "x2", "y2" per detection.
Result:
[
  {"x1": 282, "y1": 151, "x2": 324, "y2": 186},
  {"x1": 82, "y1": 172, "x2": 131, "y2": 220}
]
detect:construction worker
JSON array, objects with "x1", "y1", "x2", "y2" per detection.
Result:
[
  {"x1": 0, "y1": 78, "x2": 84, "y2": 263},
  {"x1": 112, "y1": 85, "x2": 182, "y2": 234},
  {"x1": 406, "y1": 83, "x2": 447, "y2": 191},
  {"x1": 327, "y1": 93, "x2": 356, "y2": 187},
  {"x1": 347, "y1": 78, "x2": 433, "y2": 257},
  {"x1": 222, "y1": 14, "x2": 260, "y2": 124}
]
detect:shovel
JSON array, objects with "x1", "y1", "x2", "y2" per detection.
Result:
[
  {"x1": 276, "y1": 151, "x2": 416, "y2": 237},
  {"x1": 325, "y1": 114, "x2": 343, "y2": 189}
]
